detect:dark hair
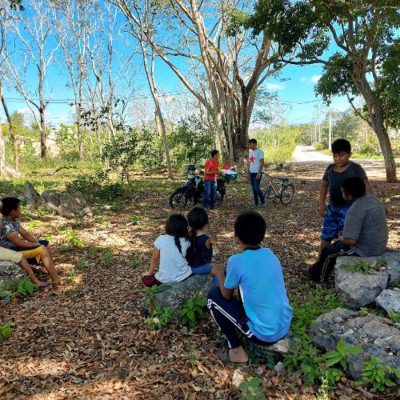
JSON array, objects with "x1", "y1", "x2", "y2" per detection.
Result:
[
  {"x1": 331, "y1": 139, "x2": 351, "y2": 154},
  {"x1": 210, "y1": 149, "x2": 219, "y2": 158},
  {"x1": 234, "y1": 211, "x2": 266, "y2": 246},
  {"x1": 165, "y1": 213, "x2": 189, "y2": 254},
  {"x1": 1, "y1": 197, "x2": 21, "y2": 216},
  {"x1": 187, "y1": 207, "x2": 209, "y2": 250},
  {"x1": 248, "y1": 138, "x2": 257, "y2": 145},
  {"x1": 341, "y1": 177, "x2": 366, "y2": 199}
]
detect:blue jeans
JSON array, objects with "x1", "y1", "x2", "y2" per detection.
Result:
[
  {"x1": 203, "y1": 179, "x2": 217, "y2": 209},
  {"x1": 192, "y1": 263, "x2": 219, "y2": 286},
  {"x1": 250, "y1": 173, "x2": 265, "y2": 205}
]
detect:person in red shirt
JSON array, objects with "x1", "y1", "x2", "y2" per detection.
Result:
[{"x1": 204, "y1": 150, "x2": 223, "y2": 209}]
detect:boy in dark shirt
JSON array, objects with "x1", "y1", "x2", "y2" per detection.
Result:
[
  {"x1": 318, "y1": 139, "x2": 372, "y2": 254},
  {"x1": 307, "y1": 177, "x2": 388, "y2": 283}
]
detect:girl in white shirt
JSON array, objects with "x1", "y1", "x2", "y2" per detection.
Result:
[{"x1": 141, "y1": 214, "x2": 192, "y2": 287}]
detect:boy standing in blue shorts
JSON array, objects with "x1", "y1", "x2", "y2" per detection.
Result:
[
  {"x1": 207, "y1": 212, "x2": 293, "y2": 365},
  {"x1": 318, "y1": 139, "x2": 372, "y2": 253}
]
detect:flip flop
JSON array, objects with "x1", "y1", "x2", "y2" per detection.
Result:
[
  {"x1": 215, "y1": 349, "x2": 248, "y2": 366},
  {"x1": 33, "y1": 282, "x2": 50, "y2": 291}
]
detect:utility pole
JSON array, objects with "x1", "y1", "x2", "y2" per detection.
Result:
[{"x1": 328, "y1": 101, "x2": 332, "y2": 149}]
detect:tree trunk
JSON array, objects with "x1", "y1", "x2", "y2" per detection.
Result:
[
  {"x1": 77, "y1": 69, "x2": 84, "y2": 161},
  {"x1": 155, "y1": 105, "x2": 174, "y2": 179},
  {"x1": 0, "y1": 114, "x2": 5, "y2": 176},
  {"x1": 39, "y1": 108, "x2": 47, "y2": 158},
  {"x1": 0, "y1": 83, "x2": 19, "y2": 170}
]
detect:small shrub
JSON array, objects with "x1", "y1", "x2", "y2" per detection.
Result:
[
  {"x1": 129, "y1": 258, "x2": 141, "y2": 268},
  {"x1": 324, "y1": 340, "x2": 362, "y2": 369},
  {"x1": 89, "y1": 247, "x2": 102, "y2": 254},
  {"x1": 147, "y1": 306, "x2": 174, "y2": 330},
  {"x1": 79, "y1": 260, "x2": 90, "y2": 271},
  {"x1": 68, "y1": 271, "x2": 77, "y2": 284},
  {"x1": 180, "y1": 292, "x2": 207, "y2": 328},
  {"x1": 101, "y1": 253, "x2": 113, "y2": 268},
  {"x1": 238, "y1": 377, "x2": 266, "y2": 400},
  {"x1": 0, "y1": 322, "x2": 12, "y2": 341},
  {"x1": 340, "y1": 260, "x2": 370, "y2": 275},
  {"x1": 362, "y1": 357, "x2": 400, "y2": 391}
]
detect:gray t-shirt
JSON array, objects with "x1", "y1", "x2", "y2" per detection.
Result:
[
  {"x1": 154, "y1": 235, "x2": 192, "y2": 283},
  {"x1": 342, "y1": 194, "x2": 388, "y2": 257},
  {"x1": 323, "y1": 162, "x2": 367, "y2": 208}
]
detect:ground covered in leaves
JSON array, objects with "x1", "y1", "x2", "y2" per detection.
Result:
[{"x1": 0, "y1": 162, "x2": 400, "y2": 399}]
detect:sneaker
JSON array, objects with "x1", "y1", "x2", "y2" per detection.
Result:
[{"x1": 259, "y1": 204, "x2": 265, "y2": 208}]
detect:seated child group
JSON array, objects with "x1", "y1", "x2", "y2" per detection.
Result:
[{"x1": 0, "y1": 139, "x2": 389, "y2": 366}]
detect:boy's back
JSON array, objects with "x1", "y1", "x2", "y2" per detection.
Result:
[
  {"x1": 225, "y1": 247, "x2": 293, "y2": 342},
  {"x1": 342, "y1": 194, "x2": 388, "y2": 256}
]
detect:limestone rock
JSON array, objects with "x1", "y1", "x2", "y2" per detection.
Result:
[
  {"x1": 58, "y1": 192, "x2": 92, "y2": 219},
  {"x1": 310, "y1": 307, "x2": 400, "y2": 380},
  {"x1": 245, "y1": 332, "x2": 293, "y2": 363},
  {"x1": 376, "y1": 289, "x2": 400, "y2": 314},
  {"x1": 154, "y1": 275, "x2": 214, "y2": 319},
  {"x1": 24, "y1": 180, "x2": 44, "y2": 210},
  {"x1": 0, "y1": 261, "x2": 25, "y2": 291},
  {"x1": 42, "y1": 190, "x2": 62, "y2": 209}
]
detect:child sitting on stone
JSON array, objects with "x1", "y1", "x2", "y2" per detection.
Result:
[
  {"x1": 208, "y1": 211, "x2": 293, "y2": 365},
  {"x1": 186, "y1": 207, "x2": 218, "y2": 286},
  {"x1": 142, "y1": 213, "x2": 192, "y2": 287},
  {"x1": 0, "y1": 197, "x2": 62, "y2": 285},
  {"x1": 307, "y1": 176, "x2": 388, "y2": 283}
]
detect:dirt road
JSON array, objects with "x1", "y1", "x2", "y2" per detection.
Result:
[{"x1": 291, "y1": 145, "x2": 394, "y2": 181}]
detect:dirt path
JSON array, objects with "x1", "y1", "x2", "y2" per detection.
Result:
[{"x1": 291, "y1": 145, "x2": 395, "y2": 181}]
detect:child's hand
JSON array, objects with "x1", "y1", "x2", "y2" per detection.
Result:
[
  {"x1": 319, "y1": 204, "x2": 326, "y2": 217},
  {"x1": 211, "y1": 265, "x2": 223, "y2": 277},
  {"x1": 142, "y1": 272, "x2": 153, "y2": 277}
]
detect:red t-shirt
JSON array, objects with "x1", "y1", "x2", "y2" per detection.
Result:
[{"x1": 204, "y1": 159, "x2": 219, "y2": 181}]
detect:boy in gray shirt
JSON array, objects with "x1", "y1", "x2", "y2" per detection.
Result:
[{"x1": 307, "y1": 176, "x2": 388, "y2": 283}]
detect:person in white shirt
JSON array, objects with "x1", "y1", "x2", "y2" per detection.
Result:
[
  {"x1": 248, "y1": 139, "x2": 265, "y2": 207},
  {"x1": 141, "y1": 214, "x2": 192, "y2": 287}
]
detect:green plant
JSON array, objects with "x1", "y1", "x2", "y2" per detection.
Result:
[
  {"x1": 147, "y1": 306, "x2": 174, "y2": 330},
  {"x1": 324, "y1": 340, "x2": 362, "y2": 369},
  {"x1": 388, "y1": 313, "x2": 400, "y2": 323},
  {"x1": 68, "y1": 271, "x2": 77, "y2": 284},
  {"x1": 101, "y1": 253, "x2": 113, "y2": 268},
  {"x1": 131, "y1": 215, "x2": 139, "y2": 225},
  {"x1": 238, "y1": 377, "x2": 266, "y2": 400},
  {"x1": 129, "y1": 258, "x2": 141, "y2": 268},
  {"x1": 143, "y1": 284, "x2": 171, "y2": 313},
  {"x1": 0, "y1": 322, "x2": 12, "y2": 341},
  {"x1": 79, "y1": 260, "x2": 90, "y2": 271},
  {"x1": 340, "y1": 260, "x2": 370, "y2": 275},
  {"x1": 89, "y1": 247, "x2": 102, "y2": 254},
  {"x1": 362, "y1": 357, "x2": 400, "y2": 391},
  {"x1": 60, "y1": 227, "x2": 84, "y2": 250},
  {"x1": 180, "y1": 292, "x2": 207, "y2": 328}
]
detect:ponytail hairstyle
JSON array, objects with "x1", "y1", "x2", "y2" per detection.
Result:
[
  {"x1": 187, "y1": 207, "x2": 209, "y2": 251},
  {"x1": 165, "y1": 213, "x2": 189, "y2": 254}
]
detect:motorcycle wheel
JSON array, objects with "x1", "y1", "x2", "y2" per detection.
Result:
[{"x1": 169, "y1": 188, "x2": 196, "y2": 209}]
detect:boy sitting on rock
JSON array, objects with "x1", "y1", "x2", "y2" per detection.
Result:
[
  {"x1": 0, "y1": 197, "x2": 62, "y2": 285},
  {"x1": 207, "y1": 211, "x2": 293, "y2": 365},
  {"x1": 307, "y1": 176, "x2": 388, "y2": 283}
]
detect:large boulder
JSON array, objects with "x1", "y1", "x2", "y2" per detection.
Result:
[
  {"x1": 24, "y1": 181, "x2": 45, "y2": 210},
  {"x1": 335, "y1": 251, "x2": 400, "y2": 308},
  {"x1": 310, "y1": 307, "x2": 400, "y2": 380},
  {"x1": 154, "y1": 275, "x2": 214, "y2": 319},
  {"x1": 0, "y1": 261, "x2": 25, "y2": 291},
  {"x1": 376, "y1": 289, "x2": 400, "y2": 314},
  {"x1": 42, "y1": 190, "x2": 62, "y2": 210}
]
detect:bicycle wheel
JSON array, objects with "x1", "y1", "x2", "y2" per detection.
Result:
[
  {"x1": 169, "y1": 188, "x2": 194, "y2": 209},
  {"x1": 280, "y1": 184, "x2": 295, "y2": 205},
  {"x1": 214, "y1": 190, "x2": 224, "y2": 206},
  {"x1": 264, "y1": 185, "x2": 273, "y2": 201}
]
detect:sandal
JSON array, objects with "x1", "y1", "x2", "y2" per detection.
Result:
[
  {"x1": 215, "y1": 349, "x2": 248, "y2": 366},
  {"x1": 33, "y1": 282, "x2": 51, "y2": 291}
]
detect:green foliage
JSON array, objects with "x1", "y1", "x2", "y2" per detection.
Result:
[
  {"x1": 143, "y1": 284, "x2": 173, "y2": 330},
  {"x1": 283, "y1": 285, "x2": 346, "y2": 386},
  {"x1": 340, "y1": 260, "x2": 370, "y2": 275},
  {"x1": 388, "y1": 313, "x2": 400, "y2": 323},
  {"x1": 0, "y1": 322, "x2": 12, "y2": 341},
  {"x1": 362, "y1": 357, "x2": 400, "y2": 392},
  {"x1": 324, "y1": 340, "x2": 362, "y2": 370},
  {"x1": 131, "y1": 215, "x2": 139, "y2": 225},
  {"x1": 89, "y1": 247, "x2": 103, "y2": 254},
  {"x1": 168, "y1": 116, "x2": 212, "y2": 170},
  {"x1": 79, "y1": 260, "x2": 90, "y2": 271},
  {"x1": 180, "y1": 292, "x2": 207, "y2": 328},
  {"x1": 238, "y1": 377, "x2": 266, "y2": 400},
  {"x1": 129, "y1": 258, "x2": 141, "y2": 268},
  {"x1": 101, "y1": 253, "x2": 113, "y2": 268},
  {"x1": 0, "y1": 277, "x2": 36, "y2": 298},
  {"x1": 60, "y1": 227, "x2": 83, "y2": 250},
  {"x1": 68, "y1": 271, "x2": 77, "y2": 284}
]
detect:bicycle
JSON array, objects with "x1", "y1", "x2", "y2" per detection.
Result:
[{"x1": 262, "y1": 173, "x2": 295, "y2": 205}]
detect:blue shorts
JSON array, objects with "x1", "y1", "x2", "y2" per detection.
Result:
[{"x1": 321, "y1": 205, "x2": 350, "y2": 241}]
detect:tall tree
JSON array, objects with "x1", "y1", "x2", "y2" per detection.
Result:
[
  {"x1": 2, "y1": 0, "x2": 60, "y2": 158},
  {"x1": 236, "y1": 0, "x2": 399, "y2": 182},
  {"x1": 111, "y1": 0, "x2": 291, "y2": 163}
]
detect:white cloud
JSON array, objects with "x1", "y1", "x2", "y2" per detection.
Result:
[
  {"x1": 265, "y1": 83, "x2": 284, "y2": 90},
  {"x1": 311, "y1": 75, "x2": 322, "y2": 82},
  {"x1": 300, "y1": 77, "x2": 308, "y2": 82}
]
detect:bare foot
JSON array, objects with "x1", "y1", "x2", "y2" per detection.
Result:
[
  {"x1": 51, "y1": 276, "x2": 64, "y2": 285},
  {"x1": 31, "y1": 278, "x2": 44, "y2": 287},
  {"x1": 229, "y1": 347, "x2": 249, "y2": 363}
]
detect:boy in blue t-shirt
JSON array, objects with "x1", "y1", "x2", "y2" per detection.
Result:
[{"x1": 208, "y1": 211, "x2": 293, "y2": 365}]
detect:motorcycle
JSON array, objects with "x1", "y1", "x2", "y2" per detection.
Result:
[{"x1": 169, "y1": 164, "x2": 234, "y2": 209}]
